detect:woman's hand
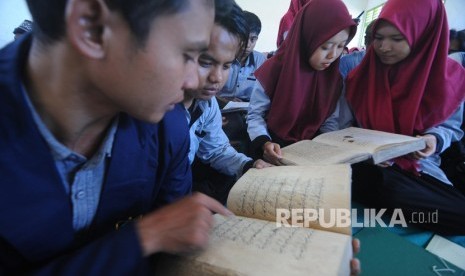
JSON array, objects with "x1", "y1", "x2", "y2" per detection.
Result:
[
  {"x1": 262, "y1": 141, "x2": 283, "y2": 165},
  {"x1": 253, "y1": 159, "x2": 274, "y2": 169},
  {"x1": 411, "y1": 134, "x2": 437, "y2": 160}
]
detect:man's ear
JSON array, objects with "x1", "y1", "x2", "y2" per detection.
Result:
[{"x1": 66, "y1": 0, "x2": 110, "y2": 59}]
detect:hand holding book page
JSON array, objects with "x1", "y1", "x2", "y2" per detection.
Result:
[
  {"x1": 227, "y1": 165, "x2": 351, "y2": 235},
  {"x1": 280, "y1": 127, "x2": 426, "y2": 166},
  {"x1": 154, "y1": 165, "x2": 353, "y2": 276}
]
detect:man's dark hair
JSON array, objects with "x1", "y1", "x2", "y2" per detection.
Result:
[
  {"x1": 214, "y1": 2, "x2": 249, "y2": 57},
  {"x1": 364, "y1": 20, "x2": 375, "y2": 48},
  {"x1": 450, "y1": 29, "x2": 458, "y2": 40},
  {"x1": 26, "y1": 0, "x2": 232, "y2": 46},
  {"x1": 243, "y1": 11, "x2": 261, "y2": 35},
  {"x1": 214, "y1": 0, "x2": 234, "y2": 19},
  {"x1": 458, "y1": 30, "x2": 465, "y2": 51},
  {"x1": 449, "y1": 29, "x2": 465, "y2": 53}
]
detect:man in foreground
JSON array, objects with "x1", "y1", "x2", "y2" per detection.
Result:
[{"x1": 0, "y1": 0, "x2": 232, "y2": 274}]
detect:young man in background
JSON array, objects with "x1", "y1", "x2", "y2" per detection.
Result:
[
  {"x1": 183, "y1": 3, "x2": 271, "y2": 205},
  {"x1": 217, "y1": 10, "x2": 267, "y2": 154}
]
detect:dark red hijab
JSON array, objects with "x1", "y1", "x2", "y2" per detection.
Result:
[
  {"x1": 276, "y1": 0, "x2": 310, "y2": 48},
  {"x1": 346, "y1": 0, "x2": 465, "y2": 171},
  {"x1": 255, "y1": 0, "x2": 356, "y2": 143}
]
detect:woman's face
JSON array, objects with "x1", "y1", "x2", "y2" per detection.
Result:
[
  {"x1": 308, "y1": 28, "x2": 349, "y2": 71},
  {"x1": 373, "y1": 21, "x2": 411, "y2": 65}
]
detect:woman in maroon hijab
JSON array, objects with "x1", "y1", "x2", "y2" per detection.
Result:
[
  {"x1": 346, "y1": 0, "x2": 465, "y2": 234},
  {"x1": 276, "y1": 0, "x2": 310, "y2": 48},
  {"x1": 247, "y1": 0, "x2": 356, "y2": 164}
]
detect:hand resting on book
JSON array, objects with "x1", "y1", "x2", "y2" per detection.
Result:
[
  {"x1": 136, "y1": 193, "x2": 233, "y2": 256},
  {"x1": 253, "y1": 159, "x2": 274, "y2": 169}
]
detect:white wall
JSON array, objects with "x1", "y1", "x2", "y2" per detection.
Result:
[
  {"x1": 445, "y1": 0, "x2": 465, "y2": 30},
  {"x1": 0, "y1": 0, "x2": 31, "y2": 48},
  {"x1": 341, "y1": 0, "x2": 368, "y2": 49},
  {"x1": 235, "y1": 0, "x2": 290, "y2": 52},
  {"x1": 365, "y1": 0, "x2": 385, "y2": 9}
]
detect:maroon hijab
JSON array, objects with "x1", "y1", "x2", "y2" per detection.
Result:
[
  {"x1": 276, "y1": 0, "x2": 310, "y2": 48},
  {"x1": 256, "y1": 0, "x2": 356, "y2": 143},
  {"x1": 346, "y1": 0, "x2": 465, "y2": 171}
]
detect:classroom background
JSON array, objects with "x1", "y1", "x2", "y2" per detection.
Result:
[{"x1": 1, "y1": 0, "x2": 464, "y2": 52}]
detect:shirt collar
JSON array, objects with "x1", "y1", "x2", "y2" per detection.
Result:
[
  {"x1": 21, "y1": 84, "x2": 118, "y2": 161},
  {"x1": 247, "y1": 52, "x2": 256, "y2": 67},
  {"x1": 235, "y1": 52, "x2": 256, "y2": 67}
]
